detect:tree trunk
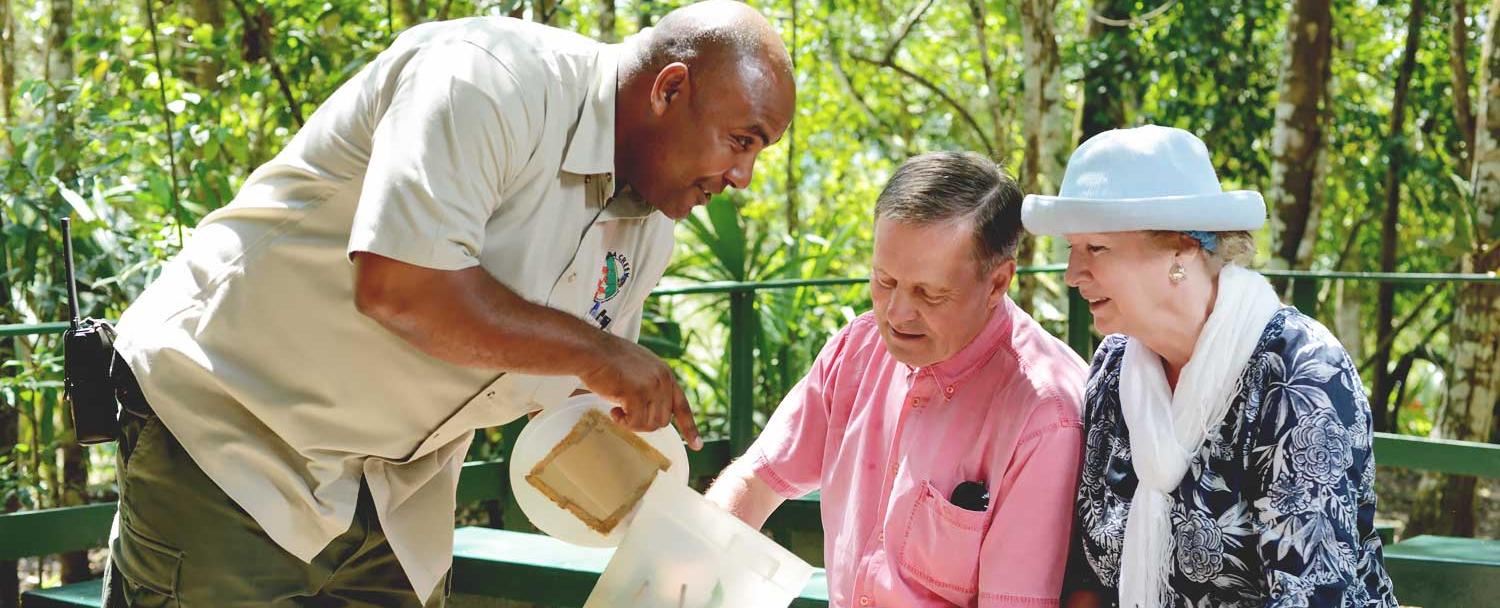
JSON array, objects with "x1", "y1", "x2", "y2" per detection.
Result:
[
  {"x1": 48, "y1": 0, "x2": 75, "y2": 179},
  {"x1": 183, "y1": 0, "x2": 225, "y2": 90},
  {"x1": 0, "y1": 211, "x2": 13, "y2": 608},
  {"x1": 1016, "y1": 0, "x2": 1064, "y2": 308},
  {"x1": 1, "y1": 350, "x2": 16, "y2": 608},
  {"x1": 532, "y1": 0, "x2": 556, "y2": 25},
  {"x1": 597, "y1": 0, "x2": 617, "y2": 42},
  {"x1": 784, "y1": 0, "x2": 798, "y2": 239},
  {"x1": 1, "y1": 0, "x2": 14, "y2": 159},
  {"x1": 49, "y1": 0, "x2": 92, "y2": 584},
  {"x1": 1451, "y1": 0, "x2": 1478, "y2": 177},
  {"x1": 1333, "y1": 279, "x2": 1363, "y2": 364},
  {"x1": 229, "y1": 0, "x2": 304, "y2": 127},
  {"x1": 58, "y1": 422, "x2": 90, "y2": 582},
  {"x1": 636, "y1": 0, "x2": 656, "y2": 30},
  {"x1": 394, "y1": 0, "x2": 419, "y2": 30},
  {"x1": 1372, "y1": 0, "x2": 1426, "y2": 433},
  {"x1": 1267, "y1": 0, "x2": 1333, "y2": 278},
  {"x1": 1075, "y1": 0, "x2": 1135, "y2": 146},
  {"x1": 1408, "y1": 0, "x2": 1500, "y2": 539}
]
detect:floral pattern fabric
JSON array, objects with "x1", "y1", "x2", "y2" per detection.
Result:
[{"x1": 1068, "y1": 308, "x2": 1398, "y2": 607}]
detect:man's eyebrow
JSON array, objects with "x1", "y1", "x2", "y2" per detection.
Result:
[{"x1": 747, "y1": 124, "x2": 771, "y2": 147}]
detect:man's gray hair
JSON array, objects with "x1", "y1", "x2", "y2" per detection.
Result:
[{"x1": 874, "y1": 151, "x2": 1025, "y2": 272}]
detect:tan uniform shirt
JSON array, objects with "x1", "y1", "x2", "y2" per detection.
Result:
[{"x1": 115, "y1": 17, "x2": 673, "y2": 602}]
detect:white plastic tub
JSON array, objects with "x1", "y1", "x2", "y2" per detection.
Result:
[{"x1": 584, "y1": 472, "x2": 815, "y2": 608}]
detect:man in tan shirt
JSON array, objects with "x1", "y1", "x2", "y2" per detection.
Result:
[{"x1": 105, "y1": 2, "x2": 795, "y2": 606}]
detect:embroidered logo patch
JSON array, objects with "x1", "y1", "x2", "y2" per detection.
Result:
[
  {"x1": 589, "y1": 252, "x2": 632, "y2": 330},
  {"x1": 593, "y1": 252, "x2": 632, "y2": 304}
]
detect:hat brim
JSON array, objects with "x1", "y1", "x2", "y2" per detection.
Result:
[{"x1": 1020, "y1": 191, "x2": 1266, "y2": 236}]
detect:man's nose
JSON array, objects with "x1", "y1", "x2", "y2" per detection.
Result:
[
  {"x1": 724, "y1": 155, "x2": 755, "y2": 190},
  {"x1": 885, "y1": 289, "x2": 918, "y2": 323}
]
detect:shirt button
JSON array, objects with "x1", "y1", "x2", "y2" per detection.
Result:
[
  {"x1": 945, "y1": 385, "x2": 956, "y2": 395},
  {"x1": 566, "y1": 271, "x2": 577, "y2": 283},
  {"x1": 859, "y1": 596, "x2": 870, "y2": 606},
  {"x1": 878, "y1": 531, "x2": 886, "y2": 542}
]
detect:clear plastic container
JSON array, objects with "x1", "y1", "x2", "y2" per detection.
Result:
[{"x1": 584, "y1": 472, "x2": 815, "y2": 608}]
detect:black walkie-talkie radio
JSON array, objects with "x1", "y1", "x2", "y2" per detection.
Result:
[{"x1": 60, "y1": 217, "x2": 121, "y2": 445}]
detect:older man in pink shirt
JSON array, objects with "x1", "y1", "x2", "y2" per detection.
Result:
[{"x1": 707, "y1": 152, "x2": 1087, "y2": 608}]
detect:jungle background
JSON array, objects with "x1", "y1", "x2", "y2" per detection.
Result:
[{"x1": 0, "y1": 0, "x2": 1496, "y2": 600}]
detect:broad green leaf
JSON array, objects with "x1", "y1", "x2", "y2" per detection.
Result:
[{"x1": 50, "y1": 177, "x2": 98, "y2": 223}]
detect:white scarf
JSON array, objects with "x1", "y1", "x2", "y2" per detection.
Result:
[{"x1": 1117, "y1": 264, "x2": 1282, "y2": 607}]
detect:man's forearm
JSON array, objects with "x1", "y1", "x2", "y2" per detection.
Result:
[
  {"x1": 705, "y1": 458, "x2": 785, "y2": 529},
  {"x1": 353, "y1": 253, "x2": 616, "y2": 377}
]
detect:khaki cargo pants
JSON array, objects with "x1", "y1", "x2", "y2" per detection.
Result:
[{"x1": 102, "y1": 407, "x2": 450, "y2": 607}]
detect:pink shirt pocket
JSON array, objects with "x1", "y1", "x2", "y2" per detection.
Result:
[{"x1": 898, "y1": 480, "x2": 991, "y2": 605}]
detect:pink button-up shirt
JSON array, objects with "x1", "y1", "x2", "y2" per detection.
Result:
[{"x1": 747, "y1": 297, "x2": 1086, "y2": 608}]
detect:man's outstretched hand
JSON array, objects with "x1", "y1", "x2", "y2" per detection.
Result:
[{"x1": 579, "y1": 336, "x2": 703, "y2": 451}]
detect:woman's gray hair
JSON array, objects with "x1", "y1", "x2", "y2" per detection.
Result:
[{"x1": 873, "y1": 151, "x2": 1024, "y2": 273}]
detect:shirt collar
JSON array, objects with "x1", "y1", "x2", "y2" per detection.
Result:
[
  {"x1": 560, "y1": 43, "x2": 619, "y2": 177},
  {"x1": 901, "y1": 297, "x2": 1015, "y2": 399},
  {"x1": 598, "y1": 186, "x2": 657, "y2": 221}
]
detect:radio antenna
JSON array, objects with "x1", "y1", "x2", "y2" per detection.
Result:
[{"x1": 61, "y1": 217, "x2": 82, "y2": 329}]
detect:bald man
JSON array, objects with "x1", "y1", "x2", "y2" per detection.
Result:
[{"x1": 102, "y1": 3, "x2": 795, "y2": 606}]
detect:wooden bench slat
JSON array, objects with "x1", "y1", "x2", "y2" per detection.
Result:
[
  {"x1": 18, "y1": 579, "x2": 101, "y2": 608},
  {"x1": 20, "y1": 529, "x2": 828, "y2": 607},
  {"x1": 0, "y1": 459, "x2": 509, "y2": 561},
  {"x1": 1373, "y1": 432, "x2": 1500, "y2": 478},
  {"x1": 1385, "y1": 534, "x2": 1500, "y2": 566},
  {"x1": 17, "y1": 433, "x2": 1496, "y2": 607},
  {"x1": 0, "y1": 504, "x2": 115, "y2": 561},
  {"x1": 1383, "y1": 535, "x2": 1500, "y2": 607}
]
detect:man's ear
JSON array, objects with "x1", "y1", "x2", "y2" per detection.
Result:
[
  {"x1": 650, "y1": 62, "x2": 691, "y2": 116},
  {"x1": 987, "y1": 258, "x2": 1017, "y2": 308}
]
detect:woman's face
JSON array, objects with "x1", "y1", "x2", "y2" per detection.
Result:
[{"x1": 1063, "y1": 231, "x2": 1184, "y2": 337}]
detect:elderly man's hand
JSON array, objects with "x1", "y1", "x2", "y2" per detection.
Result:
[{"x1": 579, "y1": 336, "x2": 703, "y2": 451}]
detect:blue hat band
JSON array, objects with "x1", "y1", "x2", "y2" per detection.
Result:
[{"x1": 1182, "y1": 230, "x2": 1220, "y2": 253}]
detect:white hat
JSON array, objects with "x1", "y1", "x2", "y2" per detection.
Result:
[{"x1": 1021, "y1": 125, "x2": 1266, "y2": 236}]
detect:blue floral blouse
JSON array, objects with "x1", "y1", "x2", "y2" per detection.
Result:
[{"x1": 1068, "y1": 308, "x2": 1398, "y2": 607}]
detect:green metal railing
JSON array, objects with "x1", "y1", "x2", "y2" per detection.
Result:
[
  {"x1": 2, "y1": 267, "x2": 1497, "y2": 456},
  {"x1": 648, "y1": 267, "x2": 1500, "y2": 454}
]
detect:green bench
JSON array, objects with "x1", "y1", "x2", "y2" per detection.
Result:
[
  {"x1": 3, "y1": 459, "x2": 505, "y2": 607},
  {"x1": 4, "y1": 442, "x2": 832, "y2": 608},
  {"x1": 9, "y1": 432, "x2": 1491, "y2": 607},
  {"x1": 1382, "y1": 535, "x2": 1500, "y2": 607},
  {"x1": 16, "y1": 526, "x2": 831, "y2": 608},
  {"x1": 1372, "y1": 432, "x2": 1500, "y2": 607},
  {"x1": 1, "y1": 503, "x2": 116, "y2": 607}
]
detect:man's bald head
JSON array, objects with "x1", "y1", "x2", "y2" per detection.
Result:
[
  {"x1": 639, "y1": 0, "x2": 794, "y2": 89},
  {"x1": 614, "y1": 0, "x2": 796, "y2": 220}
]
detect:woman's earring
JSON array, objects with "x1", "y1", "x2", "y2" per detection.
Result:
[{"x1": 1169, "y1": 262, "x2": 1187, "y2": 284}]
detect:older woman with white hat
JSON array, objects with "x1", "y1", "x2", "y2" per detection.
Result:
[{"x1": 1025, "y1": 125, "x2": 1397, "y2": 607}]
